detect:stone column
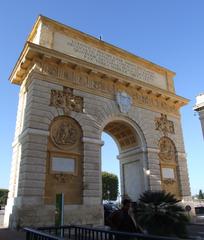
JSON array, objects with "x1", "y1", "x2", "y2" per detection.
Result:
[
  {"x1": 147, "y1": 148, "x2": 162, "y2": 191},
  {"x1": 4, "y1": 129, "x2": 49, "y2": 228},
  {"x1": 4, "y1": 78, "x2": 57, "y2": 228},
  {"x1": 177, "y1": 152, "x2": 191, "y2": 199},
  {"x1": 82, "y1": 137, "x2": 104, "y2": 225},
  {"x1": 4, "y1": 83, "x2": 28, "y2": 228}
]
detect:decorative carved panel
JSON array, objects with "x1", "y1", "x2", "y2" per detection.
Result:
[
  {"x1": 50, "y1": 89, "x2": 83, "y2": 114},
  {"x1": 54, "y1": 174, "x2": 74, "y2": 184},
  {"x1": 158, "y1": 136, "x2": 181, "y2": 198},
  {"x1": 45, "y1": 116, "x2": 83, "y2": 205},
  {"x1": 50, "y1": 117, "x2": 80, "y2": 150},
  {"x1": 44, "y1": 63, "x2": 58, "y2": 77},
  {"x1": 163, "y1": 179, "x2": 175, "y2": 185},
  {"x1": 158, "y1": 137, "x2": 176, "y2": 162},
  {"x1": 155, "y1": 113, "x2": 175, "y2": 135}
]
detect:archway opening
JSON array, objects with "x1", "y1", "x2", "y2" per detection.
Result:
[
  {"x1": 101, "y1": 132, "x2": 120, "y2": 202},
  {"x1": 101, "y1": 120, "x2": 146, "y2": 203}
]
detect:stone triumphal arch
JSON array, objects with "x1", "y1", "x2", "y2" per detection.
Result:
[{"x1": 4, "y1": 16, "x2": 191, "y2": 228}]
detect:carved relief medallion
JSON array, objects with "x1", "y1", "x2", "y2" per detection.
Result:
[
  {"x1": 116, "y1": 91, "x2": 132, "y2": 114},
  {"x1": 50, "y1": 117, "x2": 80, "y2": 149},
  {"x1": 158, "y1": 137, "x2": 176, "y2": 162},
  {"x1": 155, "y1": 113, "x2": 175, "y2": 135}
]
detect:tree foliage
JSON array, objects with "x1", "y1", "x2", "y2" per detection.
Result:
[
  {"x1": 102, "y1": 172, "x2": 118, "y2": 201},
  {"x1": 136, "y1": 190, "x2": 189, "y2": 238},
  {"x1": 198, "y1": 189, "x2": 204, "y2": 199},
  {"x1": 0, "y1": 189, "x2": 8, "y2": 205}
]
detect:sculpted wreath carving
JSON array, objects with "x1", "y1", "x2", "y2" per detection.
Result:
[{"x1": 51, "y1": 117, "x2": 80, "y2": 149}]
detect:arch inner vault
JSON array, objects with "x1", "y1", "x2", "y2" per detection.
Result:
[{"x1": 103, "y1": 119, "x2": 148, "y2": 201}]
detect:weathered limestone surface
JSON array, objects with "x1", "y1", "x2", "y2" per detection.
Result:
[{"x1": 5, "y1": 16, "x2": 191, "y2": 228}]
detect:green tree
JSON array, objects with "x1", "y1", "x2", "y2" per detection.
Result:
[
  {"x1": 198, "y1": 189, "x2": 204, "y2": 199},
  {"x1": 0, "y1": 189, "x2": 8, "y2": 205},
  {"x1": 102, "y1": 172, "x2": 118, "y2": 201},
  {"x1": 136, "y1": 190, "x2": 189, "y2": 238}
]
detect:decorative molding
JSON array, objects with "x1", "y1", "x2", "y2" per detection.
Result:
[
  {"x1": 40, "y1": 61, "x2": 180, "y2": 116},
  {"x1": 177, "y1": 152, "x2": 187, "y2": 158},
  {"x1": 117, "y1": 146, "x2": 145, "y2": 159},
  {"x1": 155, "y1": 113, "x2": 175, "y2": 135},
  {"x1": 50, "y1": 89, "x2": 83, "y2": 114},
  {"x1": 146, "y1": 147, "x2": 159, "y2": 153},
  {"x1": 15, "y1": 128, "x2": 50, "y2": 146},
  {"x1": 82, "y1": 137, "x2": 104, "y2": 146}
]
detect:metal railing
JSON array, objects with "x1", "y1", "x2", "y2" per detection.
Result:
[
  {"x1": 24, "y1": 227, "x2": 63, "y2": 240},
  {"x1": 24, "y1": 225, "x2": 181, "y2": 240}
]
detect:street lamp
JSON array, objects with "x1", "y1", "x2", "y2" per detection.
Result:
[{"x1": 107, "y1": 190, "x2": 110, "y2": 202}]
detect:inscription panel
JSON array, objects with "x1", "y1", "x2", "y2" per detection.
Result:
[
  {"x1": 53, "y1": 32, "x2": 167, "y2": 90},
  {"x1": 162, "y1": 168, "x2": 175, "y2": 179},
  {"x1": 52, "y1": 157, "x2": 75, "y2": 173}
]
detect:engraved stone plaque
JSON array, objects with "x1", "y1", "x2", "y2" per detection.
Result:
[
  {"x1": 53, "y1": 32, "x2": 167, "y2": 90},
  {"x1": 162, "y1": 168, "x2": 175, "y2": 179},
  {"x1": 52, "y1": 157, "x2": 75, "y2": 173}
]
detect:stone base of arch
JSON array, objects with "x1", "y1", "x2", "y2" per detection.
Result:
[{"x1": 4, "y1": 197, "x2": 103, "y2": 228}]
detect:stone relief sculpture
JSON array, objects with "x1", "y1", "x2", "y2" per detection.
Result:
[
  {"x1": 159, "y1": 137, "x2": 177, "y2": 187},
  {"x1": 54, "y1": 173, "x2": 68, "y2": 183},
  {"x1": 43, "y1": 63, "x2": 58, "y2": 77},
  {"x1": 54, "y1": 173, "x2": 74, "y2": 184},
  {"x1": 50, "y1": 117, "x2": 80, "y2": 149},
  {"x1": 155, "y1": 113, "x2": 175, "y2": 135},
  {"x1": 50, "y1": 89, "x2": 83, "y2": 113},
  {"x1": 163, "y1": 179, "x2": 175, "y2": 185},
  {"x1": 158, "y1": 137, "x2": 176, "y2": 162}
]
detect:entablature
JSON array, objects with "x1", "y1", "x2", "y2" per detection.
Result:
[{"x1": 9, "y1": 42, "x2": 188, "y2": 117}]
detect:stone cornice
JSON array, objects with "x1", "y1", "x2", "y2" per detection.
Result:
[{"x1": 9, "y1": 42, "x2": 189, "y2": 113}]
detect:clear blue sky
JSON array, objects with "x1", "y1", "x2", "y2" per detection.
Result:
[{"x1": 0, "y1": 0, "x2": 203, "y2": 196}]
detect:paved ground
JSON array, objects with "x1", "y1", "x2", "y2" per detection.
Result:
[
  {"x1": 1, "y1": 209, "x2": 204, "y2": 239},
  {"x1": 0, "y1": 210, "x2": 25, "y2": 240},
  {"x1": 187, "y1": 224, "x2": 204, "y2": 239},
  {"x1": 0, "y1": 228, "x2": 26, "y2": 240},
  {"x1": 0, "y1": 225, "x2": 204, "y2": 239}
]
